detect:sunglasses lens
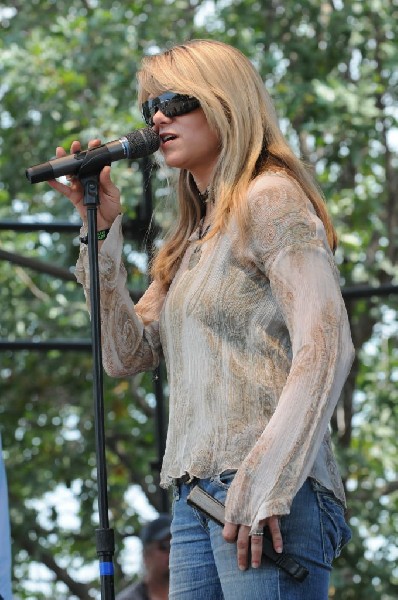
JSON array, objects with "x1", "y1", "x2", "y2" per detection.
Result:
[
  {"x1": 142, "y1": 92, "x2": 175, "y2": 125},
  {"x1": 142, "y1": 92, "x2": 200, "y2": 125}
]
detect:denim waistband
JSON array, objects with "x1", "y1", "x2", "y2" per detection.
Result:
[{"x1": 173, "y1": 469, "x2": 237, "y2": 487}]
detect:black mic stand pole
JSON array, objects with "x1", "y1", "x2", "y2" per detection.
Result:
[
  {"x1": 140, "y1": 155, "x2": 169, "y2": 514},
  {"x1": 79, "y1": 168, "x2": 115, "y2": 600}
]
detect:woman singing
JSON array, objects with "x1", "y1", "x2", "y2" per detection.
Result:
[{"x1": 49, "y1": 39, "x2": 354, "y2": 600}]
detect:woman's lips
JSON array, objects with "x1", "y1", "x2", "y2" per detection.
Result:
[{"x1": 160, "y1": 133, "x2": 177, "y2": 146}]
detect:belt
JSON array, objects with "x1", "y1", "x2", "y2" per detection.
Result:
[{"x1": 173, "y1": 469, "x2": 238, "y2": 487}]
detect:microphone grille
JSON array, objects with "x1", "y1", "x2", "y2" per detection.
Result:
[{"x1": 125, "y1": 128, "x2": 160, "y2": 159}]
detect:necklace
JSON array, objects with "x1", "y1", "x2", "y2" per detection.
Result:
[
  {"x1": 197, "y1": 187, "x2": 209, "y2": 204},
  {"x1": 188, "y1": 217, "x2": 211, "y2": 270},
  {"x1": 198, "y1": 218, "x2": 211, "y2": 241}
]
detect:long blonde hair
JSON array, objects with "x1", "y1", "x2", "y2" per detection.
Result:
[{"x1": 137, "y1": 40, "x2": 337, "y2": 288}]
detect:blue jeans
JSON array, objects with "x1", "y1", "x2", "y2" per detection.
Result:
[{"x1": 169, "y1": 473, "x2": 351, "y2": 599}]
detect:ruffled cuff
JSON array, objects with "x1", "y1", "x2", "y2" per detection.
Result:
[{"x1": 75, "y1": 216, "x2": 123, "y2": 289}]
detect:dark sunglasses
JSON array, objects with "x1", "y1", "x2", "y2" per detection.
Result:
[{"x1": 142, "y1": 91, "x2": 200, "y2": 126}]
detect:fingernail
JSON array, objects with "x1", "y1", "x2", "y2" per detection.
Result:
[
  {"x1": 252, "y1": 561, "x2": 260, "y2": 569},
  {"x1": 276, "y1": 546, "x2": 283, "y2": 554}
]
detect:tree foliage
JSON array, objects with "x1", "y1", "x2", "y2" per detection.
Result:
[{"x1": 0, "y1": 0, "x2": 397, "y2": 598}]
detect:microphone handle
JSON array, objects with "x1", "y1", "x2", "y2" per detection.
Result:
[{"x1": 26, "y1": 140, "x2": 127, "y2": 184}]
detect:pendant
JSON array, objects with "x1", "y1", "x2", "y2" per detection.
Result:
[{"x1": 188, "y1": 246, "x2": 201, "y2": 270}]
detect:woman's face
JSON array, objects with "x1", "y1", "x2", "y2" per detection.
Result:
[{"x1": 152, "y1": 105, "x2": 220, "y2": 190}]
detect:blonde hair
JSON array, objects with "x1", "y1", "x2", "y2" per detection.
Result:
[{"x1": 137, "y1": 40, "x2": 337, "y2": 287}]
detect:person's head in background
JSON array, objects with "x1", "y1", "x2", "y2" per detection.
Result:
[{"x1": 140, "y1": 513, "x2": 171, "y2": 584}]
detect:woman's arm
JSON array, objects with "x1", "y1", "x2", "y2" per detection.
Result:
[
  {"x1": 47, "y1": 140, "x2": 165, "y2": 375},
  {"x1": 224, "y1": 175, "x2": 354, "y2": 533},
  {"x1": 76, "y1": 215, "x2": 166, "y2": 377}
]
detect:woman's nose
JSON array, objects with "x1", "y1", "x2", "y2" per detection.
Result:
[{"x1": 152, "y1": 109, "x2": 172, "y2": 128}]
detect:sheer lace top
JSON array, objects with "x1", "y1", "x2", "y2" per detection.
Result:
[{"x1": 75, "y1": 171, "x2": 354, "y2": 533}]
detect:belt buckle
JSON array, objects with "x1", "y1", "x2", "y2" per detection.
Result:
[
  {"x1": 173, "y1": 472, "x2": 195, "y2": 486},
  {"x1": 181, "y1": 472, "x2": 195, "y2": 484}
]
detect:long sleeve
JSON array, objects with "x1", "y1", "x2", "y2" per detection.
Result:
[
  {"x1": 75, "y1": 215, "x2": 166, "y2": 377},
  {"x1": 224, "y1": 175, "x2": 355, "y2": 532}
]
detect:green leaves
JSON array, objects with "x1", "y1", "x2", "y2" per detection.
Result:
[{"x1": 1, "y1": 0, "x2": 397, "y2": 597}]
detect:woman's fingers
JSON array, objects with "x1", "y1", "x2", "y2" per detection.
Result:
[
  {"x1": 222, "y1": 521, "x2": 238, "y2": 543},
  {"x1": 249, "y1": 529, "x2": 264, "y2": 569},
  {"x1": 99, "y1": 165, "x2": 114, "y2": 190},
  {"x1": 70, "y1": 140, "x2": 82, "y2": 154},
  {"x1": 49, "y1": 142, "x2": 81, "y2": 197},
  {"x1": 268, "y1": 516, "x2": 283, "y2": 553},
  {"x1": 223, "y1": 522, "x2": 254, "y2": 571},
  {"x1": 47, "y1": 142, "x2": 85, "y2": 216},
  {"x1": 48, "y1": 138, "x2": 121, "y2": 228},
  {"x1": 47, "y1": 178, "x2": 69, "y2": 195},
  {"x1": 236, "y1": 525, "x2": 251, "y2": 570},
  {"x1": 55, "y1": 145, "x2": 67, "y2": 158},
  {"x1": 87, "y1": 138, "x2": 101, "y2": 150},
  {"x1": 224, "y1": 517, "x2": 283, "y2": 571},
  {"x1": 99, "y1": 166, "x2": 120, "y2": 199}
]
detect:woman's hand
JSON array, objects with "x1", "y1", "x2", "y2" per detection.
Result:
[
  {"x1": 223, "y1": 516, "x2": 283, "y2": 571},
  {"x1": 47, "y1": 139, "x2": 122, "y2": 230}
]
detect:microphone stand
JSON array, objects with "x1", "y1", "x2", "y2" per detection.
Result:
[
  {"x1": 79, "y1": 168, "x2": 115, "y2": 600},
  {"x1": 24, "y1": 131, "x2": 159, "y2": 598}
]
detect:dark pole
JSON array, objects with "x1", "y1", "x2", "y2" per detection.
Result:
[
  {"x1": 153, "y1": 366, "x2": 169, "y2": 513},
  {"x1": 80, "y1": 171, "x2": 115, "y2": 600},
  {"x1": 140, "y1": 156, "x2": 169, "y2": 513}
]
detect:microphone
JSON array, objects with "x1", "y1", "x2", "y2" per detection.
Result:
[{"x1": 26, "y1": 127, "x2": 160, "y2": 184}]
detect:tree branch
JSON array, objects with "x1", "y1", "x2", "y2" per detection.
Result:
[{"x1": 20, "y1": 534, "x2": 92, "y2": 599}]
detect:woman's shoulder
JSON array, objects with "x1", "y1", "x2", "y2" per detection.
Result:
[
  {"x1": 243, "y1": 169, "x2": 324, "y2": 259},
  {"x1": 248, "y1": 169, "x2": 306, "y2": 203},
  {"x1": 246, "y1": 170, "x2": 312, "y2": 221}
]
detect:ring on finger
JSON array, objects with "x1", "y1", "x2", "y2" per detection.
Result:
[{"x1": 251, "y1": 531, "x2": 264, "y2": 536}]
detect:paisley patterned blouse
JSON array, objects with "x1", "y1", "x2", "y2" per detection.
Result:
[{"x1": 75, "y1": 171, "x2": 354, "y2": 534}]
